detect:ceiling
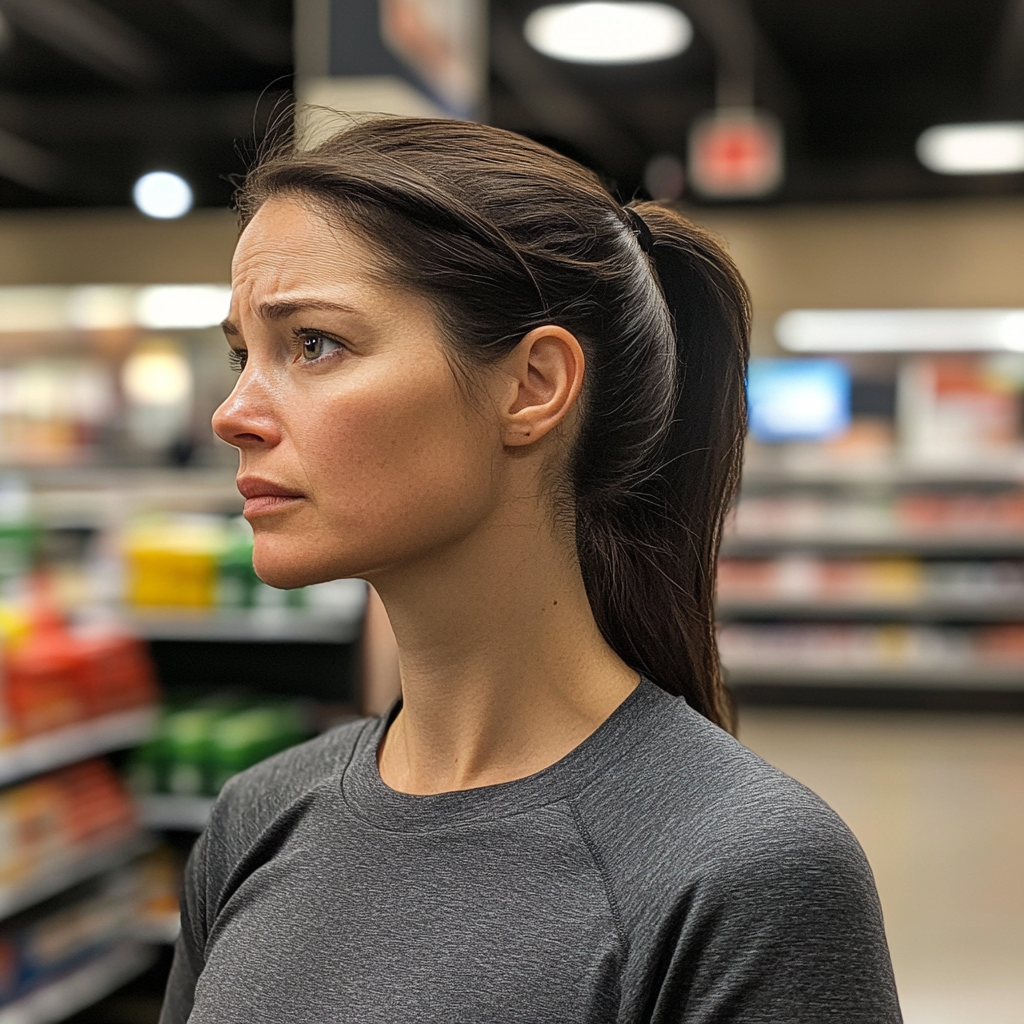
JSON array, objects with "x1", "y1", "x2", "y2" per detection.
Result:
[{"x1": 0, "y1": 0, "x2": 1019, "y2": 210}]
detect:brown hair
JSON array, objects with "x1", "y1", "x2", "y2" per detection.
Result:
[{"x1": 237, "y1": 117, "x2": 749, "y2": 732}]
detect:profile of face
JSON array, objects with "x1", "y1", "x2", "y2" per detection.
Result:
[
  {"x1": 212, "y1": 198, "x2": 509, "y2": 588},
  {"x1": 213, "y1": 198, "x2": 581, "y2": 590}
]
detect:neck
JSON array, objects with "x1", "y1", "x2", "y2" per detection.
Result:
[{"x1": 370, "y1": 500, "x2": 638, "y2": 795}]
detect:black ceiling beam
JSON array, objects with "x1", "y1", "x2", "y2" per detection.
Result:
[
  {"x1": 168, "y1": 0, "x2": 292, "y2": 66},
  {"x1": 0, "y1": 91, "x2": 283, "y2": 143},
  {"x1": 0, "y1": 126, "x2": 64, "y2": 192},
  {"x1": 0, "y1": 0, "x2": 164, "y2": 88}
]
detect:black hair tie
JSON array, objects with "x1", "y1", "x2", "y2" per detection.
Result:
[{"x1": 625, "y1": 207, "x2": 655, "y2": 255}]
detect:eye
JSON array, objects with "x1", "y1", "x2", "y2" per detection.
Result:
[
  {"x1": 228, "y1": 348, "x2": 247, "y2": 374},
  {"x1": 299, "y1": 331, "x2": 344, "y2": 362}
]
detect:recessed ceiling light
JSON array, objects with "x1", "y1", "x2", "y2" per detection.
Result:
[
  {"x1": 524, "y1": 2, "x2": 692, "y2": 65},
  {"x1": 916, "y1": 122, "x2": 1024, "y2": 175},
  {"x1": 132, "y1": 171, "x2": 194, "y2": 219}
]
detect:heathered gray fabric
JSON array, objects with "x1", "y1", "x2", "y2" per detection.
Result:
[{"x1": 161, "y1": 679, "x2": 902, "y2": 1023}]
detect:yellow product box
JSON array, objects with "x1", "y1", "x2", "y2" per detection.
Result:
[{"x1": 124, "y1": 515, "x2": 226, "y2": 609}]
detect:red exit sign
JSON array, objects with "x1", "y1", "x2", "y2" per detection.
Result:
[{"x1": 688, "y1": 109, "x2": 784, "y2": 199}]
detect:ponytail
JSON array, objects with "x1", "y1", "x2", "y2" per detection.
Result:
[
  {"x1": 576, "y1": 204, "x2": 748, "y2": 733},
  {"x1": 239, "y1": 119, "x2": 750, "y2": 733}
]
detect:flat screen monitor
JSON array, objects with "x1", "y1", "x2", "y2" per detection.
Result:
[{"x1": 747, "y1": 358, "x2": 851, "y2": 443}]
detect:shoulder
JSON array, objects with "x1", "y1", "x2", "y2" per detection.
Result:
[
  {"x1": 205, "y1": 717, "x2": 370, "y2": 857},
  {"x1": 577, "y1": 693, "x2": 876, "y2": 915},
  {"x1": 579, "y1": 692, "x2": 900, "y2": 1017}
]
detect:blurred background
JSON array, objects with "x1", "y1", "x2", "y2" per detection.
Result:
[{"x1": 0, "y1": 1, "x2": 1017, "y2": 1022}]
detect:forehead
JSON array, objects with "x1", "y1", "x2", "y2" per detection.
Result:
[{"x1": 231, "y1": 197, "x2": 377, "y2": 299}]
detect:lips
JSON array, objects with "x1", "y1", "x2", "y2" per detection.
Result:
[{"x1": 236, "y1": 477, "x2": 305, "y2": 518}]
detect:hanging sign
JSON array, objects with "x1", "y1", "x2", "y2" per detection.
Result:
[
  {"x1": 294, "y1": 0, "x2": 485, "y2": 126},
  {"x1": 380, "y1": 0, "x2": 485, "y2": 117},
  {"x1": 688, "y1": 109, "x2": 784, "y2": 199}
]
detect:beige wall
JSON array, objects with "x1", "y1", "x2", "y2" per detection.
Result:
[
  {"x1": 0, "y1": 208, "x2": 238, "y2": 286},
  {"x1": 4, "y1": 198, "x2": 1024, "y2": 356},
  {"x1": 694, "y1": 198, "x2": 1024, "y2": 354}
]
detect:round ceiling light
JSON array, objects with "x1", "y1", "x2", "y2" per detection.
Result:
[
  {"x1": 917, "y1": 122, "x2": 1024, "y2": 175},
  {"x1": 524, "y1": 2, "x2": 692, "y2": 65},
  {"x1": 132, "y1": 171, "x2": 194, "y2": 219}
]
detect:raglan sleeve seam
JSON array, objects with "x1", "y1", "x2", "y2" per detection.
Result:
[{"x1": 568, "y1": 793, "x2": 631, "y2": 962}]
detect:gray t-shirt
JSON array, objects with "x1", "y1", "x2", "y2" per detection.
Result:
[{"x1": 161, "y1": 679, "x2": 902, "y2": 1023}]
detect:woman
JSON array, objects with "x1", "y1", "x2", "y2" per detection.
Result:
[{"x1": 161, "y1": 117, "x2": 901, "y2": 1023}]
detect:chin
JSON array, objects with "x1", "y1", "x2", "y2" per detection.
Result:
[{"x1": 252, "y1": 539, "x2": 348, "y2": 590}]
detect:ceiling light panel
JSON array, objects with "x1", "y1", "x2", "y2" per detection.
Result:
[
  {"x1": 524, "y1": 2, "x2": 692, "y2": 65},
  {"x1": 776, "y1": 309, "x2": 1024, "y2": 353},
  {"x1": 917, "y1": 123, "x2": 1024, "y2": 175}
]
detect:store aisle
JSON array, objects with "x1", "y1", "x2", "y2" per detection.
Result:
[{"x1": 738, "y1": 706, "x2": 1024, "y2": 1024}]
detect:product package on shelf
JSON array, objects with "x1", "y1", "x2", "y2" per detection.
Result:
[
  {"x1": 730, "y1": 488, "x2": 1024, "y2": 543},
  {"x1": 127, "y1": 698, "x2": 310, "y2": 801},
  {"x1": 717, "y1": 556, "x2": 1024, "y2": 607},
  {"x1": 0, "y1": 584, "x2": 157, "y2": 745},
  {"x1": 0, "y1": 759, "x2": 138, "y2": 897},
  {"x1": 123, "y1": 513, "x2": 363, "y2": 613},
  {"x1": 719, "y1": 622, "x2": 1024, "y2": 671},
  {"x1": 0, "y1": 864, "x2": 143, "y2": 1008}
]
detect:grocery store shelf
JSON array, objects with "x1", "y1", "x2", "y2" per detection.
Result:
[
  {"x1": 741, "y1": 454, "x2": 1024, "y2": 488},
  {"x1": 0, "y1": 833, "x2": 154, "y2": 921},
  {"x1": 722, "y1": 534, "x2": 1024, "y2": 557},
  {"x1": 139, "y1": 795, "x2": 214, "y2": 831},
  {"x1": 716, "y1": 599, "x2": 1024, "y2": 622},
  {"x1": 124, "y1": 608, "x2": 362, "y2": 643},
  {"x1": 0, "y1": 708, "x2": 157, "y2": 789},
  {"x1": 0, "y1": 941, "x2": 157, "y2": 1024},
  {"x1": 28, "y1": 467, "x2": 242, "y2": 530},
  {"x1": 724, "y1": 663, "x2": 1024, "y2": 689}
]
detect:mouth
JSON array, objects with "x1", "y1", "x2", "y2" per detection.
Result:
[{"x1": 236, "y1": 477, "x2": 306, "y2": 519}]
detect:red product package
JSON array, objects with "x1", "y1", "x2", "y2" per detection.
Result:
[{"x1": 74, "y1": 632, "x2": 159, "y2": 717}]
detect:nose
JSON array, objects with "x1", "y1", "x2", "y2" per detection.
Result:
[{"x1": 212, "y1": 370, "x2": 282, "y2": 451}]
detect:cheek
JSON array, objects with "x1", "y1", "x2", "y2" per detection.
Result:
[{"x1": 258, "y1": 362, "x2": 501, "y2": 581}]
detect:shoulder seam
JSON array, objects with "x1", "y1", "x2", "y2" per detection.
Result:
[{"x1": 568, "y1": 793, "x2": 631, "y2": 963}]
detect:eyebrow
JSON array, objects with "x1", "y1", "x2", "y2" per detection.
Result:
[{"x1": 220, "y1": 299, "x2": 360, "y2": 337}]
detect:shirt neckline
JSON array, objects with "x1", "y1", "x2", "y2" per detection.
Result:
[{"x1": 340, "y1": 677, "x2": 674, "y2": 833}]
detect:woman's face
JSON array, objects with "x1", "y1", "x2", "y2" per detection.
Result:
[{"x1": 213, "y1": 197, "x2": 507, "y2": 589}]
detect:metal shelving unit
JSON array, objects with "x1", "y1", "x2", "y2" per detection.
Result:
[
  {"x1": 125, "y1": 608, "x2": 363, "y2": 644},
  {"x1": 722, "y1": 463, "x2": 1024, "y2": 699},
  {"x1": 0, "y1": 834, "x2": 156, "y2": 922},
  {"x1": 722, "y1": 534, "x2": 1024, "y2": 557},
  {"x1": 0, "y1": 709, "x2": 157, "y2": 789},
  {"x1": 725, "y1": 663, "x2": 1024, "y2": 689},
  {"x1": 0, "y1": 942, "x2": 157, "y2": 1024},
  {"x1": 717, "y1": 599, "x2": 1024, "y2": 622}
]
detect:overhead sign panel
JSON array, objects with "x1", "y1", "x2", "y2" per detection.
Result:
[
  {"x1": 294, "y1": 0, "x2": 485, "y2": 127},
  {"x1": 380, "y1": 0, "x2": 485, "y2": 116}
]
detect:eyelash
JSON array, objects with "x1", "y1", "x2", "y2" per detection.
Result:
[{"x1": 226, "y1": 328, "x2": 346, "y2": 375}]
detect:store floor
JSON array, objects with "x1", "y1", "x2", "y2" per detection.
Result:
[{"x1": 738, "y1": 705, "x2": 1024, "y2": 1024}]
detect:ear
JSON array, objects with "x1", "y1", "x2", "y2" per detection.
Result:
[{"x1": 500, "y1": 325, "x2": 585, "y2": 447}]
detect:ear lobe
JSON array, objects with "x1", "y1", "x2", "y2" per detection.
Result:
[{"x1": 502, "y1": 326, "x2": 585, "y2": 448}]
